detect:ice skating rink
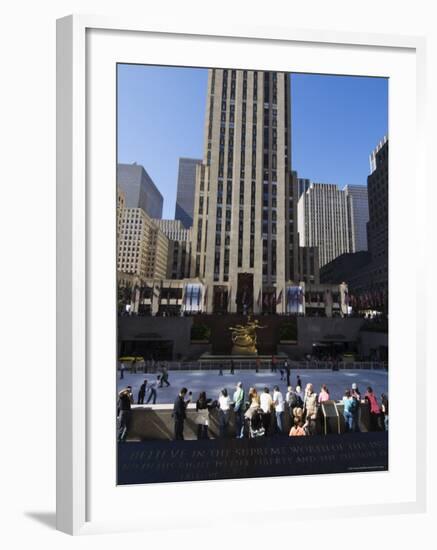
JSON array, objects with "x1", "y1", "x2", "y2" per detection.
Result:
[{"x1": 117, "y1": 368, "x2": 388, "y2": 404}]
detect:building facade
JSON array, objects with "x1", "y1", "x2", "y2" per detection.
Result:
[
  {"x1": 298, "y1": 245, "x2": 320, "y2": 285},
  {"x1": 153, "y1": 219, "x2": 192, "y2": 279},
  {"x1": 175, "y1": 158, "x2": 201, "y2": 228},
  {"x1": 117, "y1": 206, "x2": 169, "y2": 281},
  {"x1": 365, "y1": 137, "x2": 389, "y2": 301},
  {"x1": 367, "y1": 137, "x2": 388, "y2": 266},
  {"x1": 320, "y1": 251, "x2": 372, "y2": 286},
  {"x1": 147, "y1": 224, "x2": 169, "y2": 279},
  {"x1": 153, "y1": 219, "x2": 192, "y2": 241},
  {"x1": 190, "y1": 69, "x2": 299, "y2": 314},
  {"x1": 318, "y1": 138, "x2": 388, "y2": 312},
  {"x1": 298, "y1": 183, "x2": 352, "y2": 268},
  {"x1": 117, "y1": 163, "x2": 164, "y2": 219},
  {"x1": 344, "y1": 184, "x2": 369, "y2": 252}
]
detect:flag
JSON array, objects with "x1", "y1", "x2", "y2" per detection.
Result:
[
  {"x1": 227, "y1": 287, "x2": 232, "y2": 309},
  {"x1": 257, "y1": 288, "x2": 262, "y2": 308},
  {"x1": 167, "y1": 281, "x2": 171, "y2": 305},
  {"x1": 276, "y1": 289, "x2": 283, "y2": 305},
  {"x1": 203, "y1": 285, "x2": 208, "y2": 307}
]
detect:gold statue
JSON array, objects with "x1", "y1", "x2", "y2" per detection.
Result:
[{"x1": 229, "y1": 316, "x2": 266, "y2": 355}]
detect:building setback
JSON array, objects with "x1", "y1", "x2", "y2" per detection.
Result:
[
  {"x1": 295, "y1": 172, "x2": 311, "y2": 199},
  {"x1": 298, "y1": 182, "x2": 352, "y2": 268},
  {"x1": 117, "y1": 163, "x2": 163, "y2": 219},
  {"x1": 190, "y1": 69, "x2": 299, "y2": 314},
  {"x1": 175, "y1": 158, "x2": 202, "y2": 228},
  {"x1": 153, "y1": 219, "x2": 192, "y2": 241}
]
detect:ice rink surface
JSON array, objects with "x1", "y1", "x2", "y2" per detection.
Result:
[{"x1": 117, "y1": 368, "x2": 388, "y2": 404}]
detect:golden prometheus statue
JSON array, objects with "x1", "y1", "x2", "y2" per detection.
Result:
[{"x1": 228, "y1": 316, "x2": 266, "y2": 355}]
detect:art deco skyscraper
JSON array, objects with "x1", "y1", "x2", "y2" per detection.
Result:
[{"x1": 191, "y1": 69, "x2": 298, "y2": 313}]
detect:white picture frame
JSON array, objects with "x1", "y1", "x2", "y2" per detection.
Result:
[{"x1": 56, "y1": 14, "x2": 427, "y2": 535}]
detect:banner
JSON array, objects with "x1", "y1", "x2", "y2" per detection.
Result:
[{"x1": 286, "y1": 286, "x2": 304, "y2": 314}]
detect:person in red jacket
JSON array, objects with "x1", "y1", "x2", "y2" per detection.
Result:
[{"x1": 364, "y1": 386, "x2": 382, "y2": 431}]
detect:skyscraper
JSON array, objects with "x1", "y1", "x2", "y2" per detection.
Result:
[
  {"x1": 344, "y1": 184, "x2": 369, "y2": 252},
  {"x1": 117, "y1": 163, "x2": 163, "y2": 219},
  {"x1": 367, "y1": 137, "x2": 388, "y2": 262},
  {"x1": 190, "y1": 69, "x2": 298, "y2": 313},
  {"x1": 175, "y1": 158, "x2": 201, "y2": 228},
  {"x1": 366, "y1": 136, "x2": 388, "y2": 299},
  {"x1": 298, "y1": 183, "x2": 352, "y2": 267}
]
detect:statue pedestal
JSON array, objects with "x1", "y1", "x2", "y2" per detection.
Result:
[{"x1": 231, "y1": 346, "x2": 257, "y2": 356}]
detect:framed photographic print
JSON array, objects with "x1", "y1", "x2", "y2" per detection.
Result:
[{"x1": 56, "y1": 15, "x2": 427, "y2": 535}]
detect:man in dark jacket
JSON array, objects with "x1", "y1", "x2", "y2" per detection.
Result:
[
  {"x1": 173, "y1": 387, "x2": 190, "y2": 440},
  {"x1": 137, "y1": 380, "x2": 147, "y2": 404},
  {"x1": 117, "y1": 386, "x2": 133, "y2": 442},
  {"x1": 284, "y1": 360, "x2": 291, "y2": 387}
]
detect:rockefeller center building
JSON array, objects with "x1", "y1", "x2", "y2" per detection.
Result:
[{"x1": 190, "y1": 69, "x2": 301, "y2": 314}]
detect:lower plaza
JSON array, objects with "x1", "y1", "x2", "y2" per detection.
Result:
[{"x1": 118, "y1": 367, "x2": 388, "y2": 406}]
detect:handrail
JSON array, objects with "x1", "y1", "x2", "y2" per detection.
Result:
[{"x1": 120, "y1": 359, "x2": 388, "y2": 372}]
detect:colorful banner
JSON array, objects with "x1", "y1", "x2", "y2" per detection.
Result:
[{"x1": 286, "y1": 286, "x2": 304, "y2": 314}]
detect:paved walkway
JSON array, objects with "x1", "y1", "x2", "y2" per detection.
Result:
[{"x1": 118, "y1": 368, "x2": 388, "y2": 405}]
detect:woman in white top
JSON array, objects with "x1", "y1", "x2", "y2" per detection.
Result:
[
  {"x1": 260, "y1": 387, "x2": 273, "y2": 435},
  {"x1": 272, "y1": 385, "x2": 285, "y2": 434},
  {"x1": 218, "y1": 388, "x2": 231, "y2": 438}
]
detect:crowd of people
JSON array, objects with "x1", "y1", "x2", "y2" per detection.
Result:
[
  {"x1": 117, "y1": 375, "x2": 389, "y2": 442},
  {"x1": 171, "y1": 381, "x2": 388, "y2": 441}
]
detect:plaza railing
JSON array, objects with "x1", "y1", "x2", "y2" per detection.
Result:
[{"x1": 128, "y1": 360, "x2": 388, "y2": 373}]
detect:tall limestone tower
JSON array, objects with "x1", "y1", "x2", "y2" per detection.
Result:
[{"x1": 191, "y1": 69, "x2": 299, "y2": 314}]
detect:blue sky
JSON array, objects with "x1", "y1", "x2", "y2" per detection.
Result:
[{"x1": 117, "y1": 65, "x2": 388, "y2": 219}]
